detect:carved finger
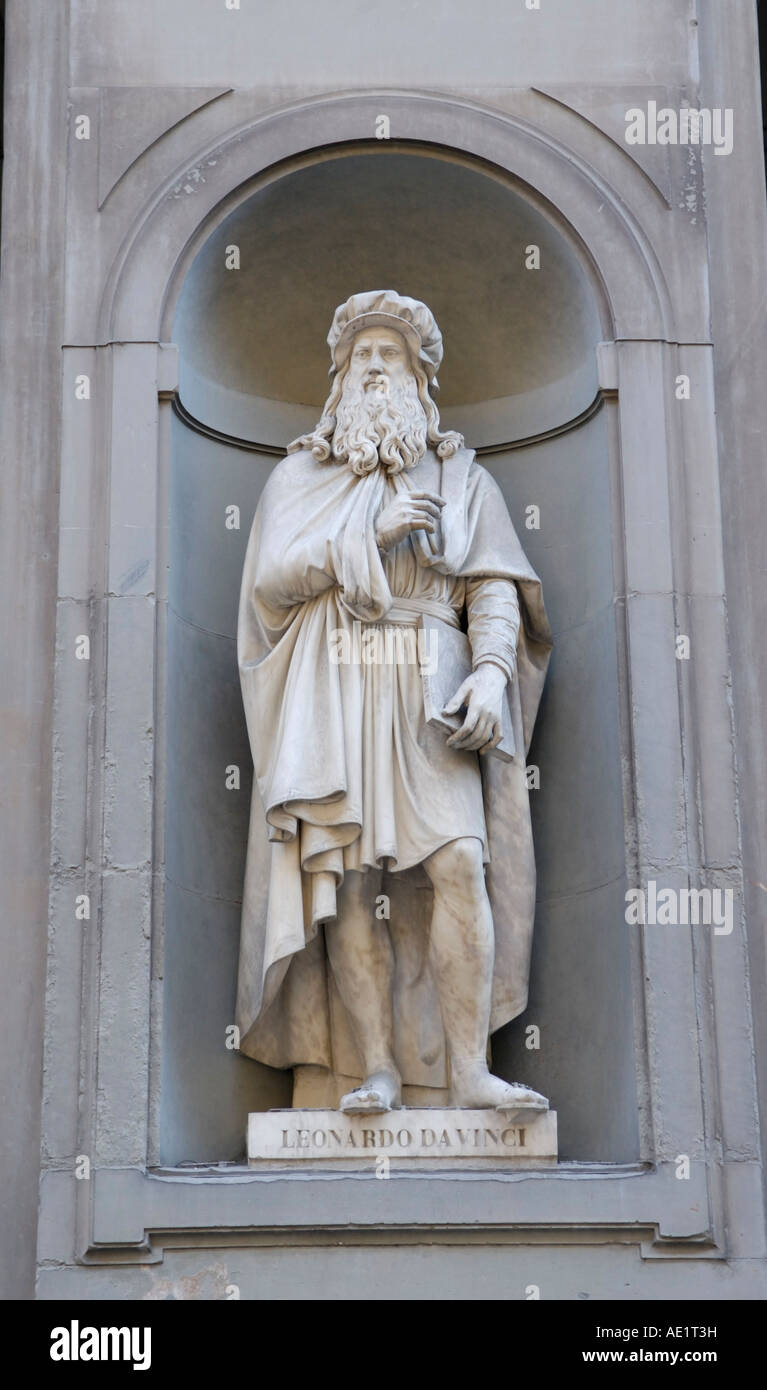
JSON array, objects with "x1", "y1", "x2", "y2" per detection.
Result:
[
  {"x1": 443, "y1": 678, "x2": 474, "y2": 716},
  {"x1": 463, "y1": 714, "x2": 493, "y2": 750},
  {"x1": 408, "y1": 491, "x2": 446, "y2": 507},
  {"x1": 408, "y1": 503, "x2": 440, "y2": 522},
  {"x1": 480, "y1": 721, "x2": 503, "y2": 754},
  {"x1": 447, "y1": 710, "x2": 481, "y2": 748}
]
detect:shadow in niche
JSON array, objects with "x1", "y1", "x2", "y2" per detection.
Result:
[{"x1": 159, "y1": 146, "x2": 638, "y2": 1166}]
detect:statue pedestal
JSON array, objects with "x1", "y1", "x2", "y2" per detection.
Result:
[{"x1": 247, "y1": 1107, "x2": 557, "y2": 1169}]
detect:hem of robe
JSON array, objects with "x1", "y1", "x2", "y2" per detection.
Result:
[
  {"x1": 238, "y1": 989, "x2": 531, "y2": 1073},
  {"x1": 338, "y1": 828, "x2": 488, "y2": 878}
]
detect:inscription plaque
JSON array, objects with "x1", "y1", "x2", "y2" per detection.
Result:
[{"x1": 248, "y1": 1108, "x2": 558, "y2": 1168}]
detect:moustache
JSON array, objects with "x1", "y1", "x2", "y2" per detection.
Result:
[{"x1": 363, "y1": 372, "x2": 390, "y2": 394}]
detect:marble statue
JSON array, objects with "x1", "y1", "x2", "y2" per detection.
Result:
[{"x1": 236, "y1": 291, "x2": 552, "y2": 1118}]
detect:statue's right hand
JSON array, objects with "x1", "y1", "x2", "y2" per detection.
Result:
[{"x1": 374, "y1": 491, "x2": 445, "y2": 553}]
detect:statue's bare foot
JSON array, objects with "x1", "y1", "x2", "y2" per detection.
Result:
[
  {"x1": 450, "y1": 1062, "x2": 548, "y2": 1119},
  {"x1": 339, "y1": 1068, "x2": 401, "y2": 1115}
]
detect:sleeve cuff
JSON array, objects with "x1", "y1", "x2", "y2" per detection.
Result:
[{"x1": 472, "y1": 654, "x2": 514, "y2": 683}]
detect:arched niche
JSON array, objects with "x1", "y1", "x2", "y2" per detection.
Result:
[
  {"x1": 173, "y1": 149, "x2": 604, "y2": 449},
  {"x1": 160, "y1": 142, "x2": 638, "y2": 1167}
]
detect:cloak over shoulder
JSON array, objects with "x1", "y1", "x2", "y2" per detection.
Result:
[{"x1": 235, "y1": 447, "x2": 552, "y2": 1089}]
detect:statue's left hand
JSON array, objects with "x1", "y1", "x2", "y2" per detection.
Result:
[{"x1": 444, "y1": 662, "x2": 508, "y2": 753}]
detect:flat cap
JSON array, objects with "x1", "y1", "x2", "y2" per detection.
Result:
[{"x1": 327, "y1": 290, "x2": 443, "y2": 388}]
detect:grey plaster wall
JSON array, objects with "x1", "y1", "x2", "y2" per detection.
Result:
[
  {"x1": 0, "y1": 0, "x2": 68, "y2": 1302},
  {"x1": 69, "y1": 0, "x2": 695, "y2": 89},
  {"x1": 698, "y1": 0, "x2": 767, "y2": 1226},
  {"x1": 35, "y1": 1237, "x2": 767, "y2": 1302}
]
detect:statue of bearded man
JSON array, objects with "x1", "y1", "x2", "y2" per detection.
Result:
[{"x1": 236, "y1": 291, "x2": 553, "y2": 1119}]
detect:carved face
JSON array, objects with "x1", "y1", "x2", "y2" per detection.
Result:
[
  {"x1": 345, "y1": 326, "x2": 413, "y2": 397},
  {"x1": 332, "y1": 326, "x2": 427, "y2": 475},
  {"x1": 289, "y1": 316, "x2": 463, "y2": 470}
]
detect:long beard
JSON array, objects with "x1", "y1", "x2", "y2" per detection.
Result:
[{"x1": 332, "y1": 374, "x2": 428, "y2": 476}]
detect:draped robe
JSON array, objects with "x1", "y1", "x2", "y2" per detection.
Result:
[{"x1": 236, "y1": 444, "x2": 552, "y2": 1098}]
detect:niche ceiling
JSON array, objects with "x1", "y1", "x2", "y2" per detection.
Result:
[{"x1": 174, "y1": 148, "x2": 603, "y2": 448}]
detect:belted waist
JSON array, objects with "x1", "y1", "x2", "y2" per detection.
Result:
[{"x1": 364, "y1": 596, "x2": 461, "y2": 629}]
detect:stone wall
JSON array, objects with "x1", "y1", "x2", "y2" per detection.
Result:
[{"x1": 1, "y1": 0, "x2": 765, "y2": 1300}]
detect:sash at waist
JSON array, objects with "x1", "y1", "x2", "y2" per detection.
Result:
[{"x1": 364, "y1": 596, "x2": 461, "y2": 629}]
